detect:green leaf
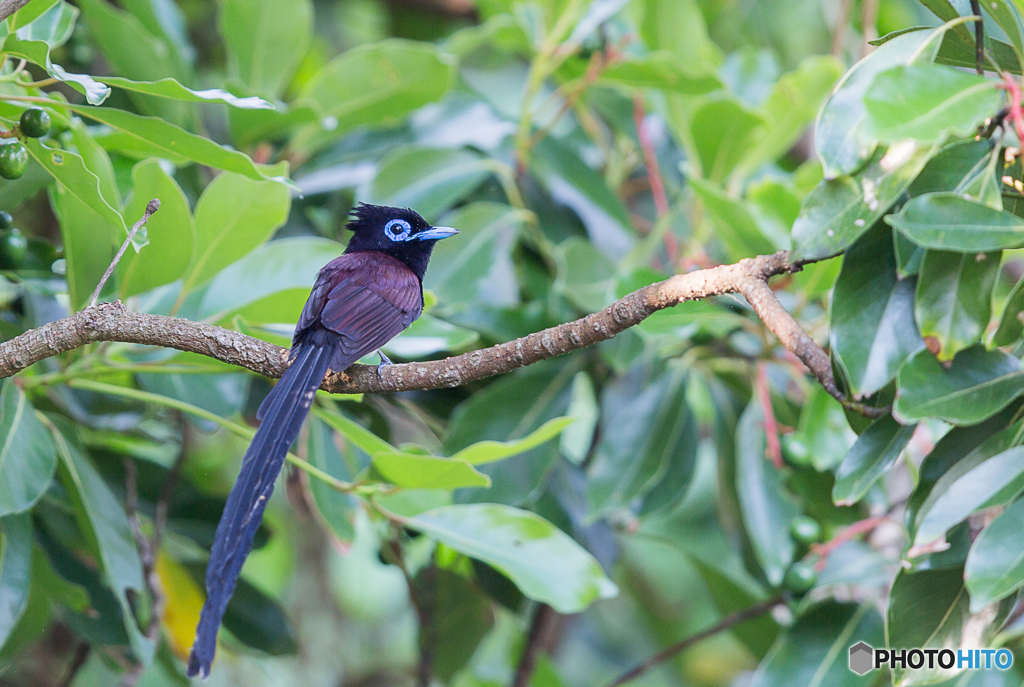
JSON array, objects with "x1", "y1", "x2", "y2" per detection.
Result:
[
  {"x1": 914, "y1": 250, "x2": 999, "y2": 361},
  {"x1": 587, "y1": 367, "x2": 696, "y2": 515},
  {"x1": 450, "y1": 416, "x2": 575, "y2": 466},
  {"x1": 296, "y1": 39, "x2": 455, "y2": 150},
  {"x1": 0, "y1": 381, "x2": 55, "y2": 516},
  {"x1": 688, "y1": 95, "x2": 766, "y2": 184},
  {"x1": 580, "y1": 52, "x2": 722, "y2": 94},
  {"x1": 405, "y1": 504, "x2": 618, "y2": 613},
  {"x1": 181, "y1": 172, "x2": 289, "y2": 294},
  {"x1": 66, "y1": 104, "x2": 283, "y2": 182},
  {"x1": 373, "y1": 453, "x2": 490, "y2": 489},
  {"x1": 992, "y1": 272, "x2": 1024, "y2": 347},
  {"x1": 553, "y1": 237, "x2": 616, "y2": 313},
  {"x1": 731, "y1": 54, "x2": 842, "y2": 183},
  {"x1": 424, "y1": 569, "x2": 494, "y2": 683},
  {"x1": 424, "y1": 202, "x2": 525, "y2": 310},
  {"x1": 14, "y1": 0, "x2": 76, "y2": 47},
  {"x1": 367, "y1": 147, "x2": 493, "y2": 224},
  {"x1": 735, "y1": 398, "x2": 800, "y2": 586},
  {"x1": 816, "y1": 30, "x2": 940, "y2": 178},
  {"x1": 895, "y1": 346, "x2": 1024, "y2": 425},
  {"x1": 76, "y1": 0, "x2": 186, "y2": 121},
  {"x1": 750, "y1": 603, "x2": 883, "y2": 687},
  {"x1": 198, "y1": 237, "x2": 340, "y2": 320},
  {"x1": 864, "y1": 64, "x2": 1003, "y2": 144},
  {"x1": 51, "y1": 420, "x2": 152, "y2": 663},
  {"x1": 385, "y1": 314, "x2": 479, "y2": 358},
  {"x1": 913, "y1": 445, "x2": 1024, "y2": 548},
  {"x1": 7, "y1": 0, "x2": 61, "y2": 33},
  {"x1": 559, "y1": 372, "x2": 598, "y2": 466},
  {"x1": 830, "y1": 224, "x2": 924, "y2": 396},
  {"x1": 688, "y1": 176, "x2": 777, "y2": 259},
  {"x1": 1, "y1": 35, "x2": 109, "y2": 104},
  {"x1": 23, "y1": 137, "x2": 126, "y2": 235},
  {"x1": 306, "y1": 417, "x2": 356, "y2": 542},
  {"x1": 219, "y1": 0, "x2": 312, "y2": 98},
  {"x1": 965, "y1": 496, "x2": 1024, "y2": 609},
  {"x1": 311, "y1": 406, "x2": 397, "y2": 458},
  {"x1": 833, "y1": 415, "x2": 916, "y2": 506},
  {"x1": 0, "y1": 514, "x2": 33, "y2": 649},
  {"x1": 115, "y1": 159, "x2": 195, "y2": 299},
  {"x1": 888, "y1": 563, "x2": 1012, "y2": 685},
  {"x1": 791, "y1": 143, "x2": 937, "y2": 261},
  {"x1": 888, "y1": 193, "x2": 1024, "y2": 251},
  {"x1": 98, "y1": 77, "x2": 273, "y2": 109}
]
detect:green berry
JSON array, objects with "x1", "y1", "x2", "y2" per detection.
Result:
[
  {"x1": 790, "y1": 516, "x2": 822, "y2": 545},
  {"x1": 0, "y1": 142, "x2": 28, "y2": 179},
  {"x1": 19, "y1": 108, "x2": 50, "y2": 138},
  {"x1": 782, "y1": 434, "x2": 811, "y2": 466},
  {"x1": 783, "y1": 562, "x2": 818, "y2": 595},
  {"x1": 0, "y1": 211, "x2": 13, "y2": 230},
  {"x1": 0, "y1": 228, "x2": 27, "y2": 268}
]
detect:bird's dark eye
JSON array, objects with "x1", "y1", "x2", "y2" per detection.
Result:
[{"x1": 383, "y1": 218, "x2": 412, "y2": 241}]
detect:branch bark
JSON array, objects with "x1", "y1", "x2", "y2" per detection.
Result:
[{"x1": 0, "y1": 250, "x2": 881, "y2": 415}]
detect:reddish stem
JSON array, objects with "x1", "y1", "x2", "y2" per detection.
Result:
[
  {"x1": 811, "y1": 516, "x2": 889, "y2": 571},
  {"x1": 757, "y1": 363, "x2": 784, "y2": 469},
  {"x1": 632, "y1": 94, "x2": 677, "y2": 262},
  {"x1": 999, "y1": 73, "x2": 1024, "y2": 142}
]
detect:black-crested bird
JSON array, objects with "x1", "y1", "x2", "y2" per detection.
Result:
[{"x1": 187, "y1": 203, "x2": 458, "y2": 678}]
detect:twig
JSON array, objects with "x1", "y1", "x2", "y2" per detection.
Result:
[
  {"x1": 861, "y1": 0, "x2": 880, "y2": 54},
  {"x1": 632, "y1": 95, "x2": 677, "y2": 265},
  {"x1": 0, "y1": 250, "x2": 880, "y2": 416},
  {"x1": 512, "y1": 604, "x2": 558, "y2": 687},
  {"x1": 810, "y1": 515, "x2": 889, "y2": 571},
  {"x1": 603, "y1": 596, "x2": 784, "y2": 687},
  {"x1": 831, "y1": 0, "x2": 854, "y2": 57},
  {"x1": 122, "y1": 458, "x2": 163, "y2": 639},
  {"x1": 89, "y1": 199, "x2": 160, "y2": 308},
  {"x1": 970, "y1": 0, "x2": 985, "y2": 75},
  {"x1": 57, "y1": 642, "x2": 90, "y2": 687},
  {"x1": 757, "y1": 363, "x2": 783, "y2": 468}
]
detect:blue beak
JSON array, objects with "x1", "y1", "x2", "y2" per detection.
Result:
[{"x1": 415, "y1": 226, "x2": 460, "y2": 241}]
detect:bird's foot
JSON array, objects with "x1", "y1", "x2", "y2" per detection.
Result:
[{"x1": 376, "y1": 350, "x2": 392, "y2": 380}]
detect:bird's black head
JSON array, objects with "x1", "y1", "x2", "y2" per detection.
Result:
[{"x1": 343, "y1": 203, "x2": 459, "y2": 281}]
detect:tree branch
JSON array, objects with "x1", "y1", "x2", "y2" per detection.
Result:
[
  {"x1": 0, "y1": 250, "x2": 881, "y2": 415},
  {"x1": 0, "y1": 0, "x2": 32, "y2": 23},
  {"x1": 603, "y1": 596, "x2": 783, "y2": 687}
]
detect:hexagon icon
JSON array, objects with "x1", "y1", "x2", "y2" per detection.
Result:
[{"x1": 849, "y1": 641, "x2": 874, "y2": 675}]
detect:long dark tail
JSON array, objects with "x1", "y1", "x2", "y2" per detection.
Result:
[{"x1": 187, "y1": 341, "x2": 332, "y2": 678}]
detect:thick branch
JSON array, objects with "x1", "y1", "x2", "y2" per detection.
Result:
[{"x1": 0, "y1": 250, "x2": 873, "y2": 413}]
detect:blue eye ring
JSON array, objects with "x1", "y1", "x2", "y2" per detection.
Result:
[{"x1": 384, "y1": 218, "x2": 412, "y2": 241}]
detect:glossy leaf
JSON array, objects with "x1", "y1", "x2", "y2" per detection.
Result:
[
  {"x1": 833, "y1": 415, "x2": 916, "y2": 506},
  {"x1": 23, "y1": 138, "x2": 127, "y2": 236},
  {"x1": 116, "y1": 160, "x2": 195, "y2": 299},
  {"x1": 367, "y1": 147, "x2": 492, "y2": 223},
  {"x1": 312, "y1": 406, "x2": 396, "y2": 458},
  {"x1": 750, "y1": 603, "x2": 884, "y2": 687},
  {"x1": 450, "y1": 416, "x2": 575, "y2": 466},
  {"x1": 0, "y1": 380, "x2": 55, "y2": 516},
  {"x1": 992, "y1": 273, "x2": 1024, "y2": 347},
  {"x1": 1, "y1": 35, "x2": 109, "y2": 104},
  {"x1": 559, "y1": 372, "x2": 598, "y2": 466},
  {"x1": 688, "y1": 95, "x2": 766, "y2": 184},
  {"x1": 913, "y1": 446, "x2": 1024, "y2": 547},
  {"x1": 888, "y1": 564, "x2": 1011, "y2": 685},
  {"x1": 791, "y1": 143, "x2": 936, "y2": 261},
  {"x1": 914, "y1": 250, "x2": 998, "y2": 361},
  {"x1": 297, "y1": 39, "x2": 455, "y2": 149},
  {"x1": 689, "y1": 176, "x2": 777, "y2": 258},
  {"x1": 965, "y1": 496, "x2": 1024, "y2": 610},
  {"x1": 99, "y1": 77, "x2": 272, "y2": 108},
  {"x1": 816, "y1": 30, "x2": 938, "y2": 178},
  {"x1": 830, "y1": 223, "x2": 923, "y2": 396},
  {"x1": 306, "y1": 417, "x2": 356, "y2": 543},
  {"x1": 219, "y1": 0, "x2": 312, "y2": 98},
  {"x1": 406, "y1": 504, "x2": 618, "y2": 613},
  {"x1": 735, "y1": 398, "x2": 800, "y2": 586},
  {"x1": 66, "y1": 104, "x2": 282, "y2": 182},
  {"x1": 888, "y1": 193, "x2": 1024, "y2": 251},
  {"x1": 863, "y1": 64, "x2": 1003, "y2": 144},
  {"x1": 372, "y1": 453, "x2": 490, "y2": 489},
  {"x1": 182, "y1": 172, "x2": 290, "y2": 293},
  {"x1": 895, "y1": 347, "x2": 1024, "y2": 425},
  {"x1": 0, "y1": 515, "x2": 33, "y2": 649},
  {"x1": 52, "y1": 421, "x2": 152, "y2": 662}
]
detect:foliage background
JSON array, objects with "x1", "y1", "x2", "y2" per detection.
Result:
[{"x1": 4, "y1": 0, "x2": 1024, "y2": 686}]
